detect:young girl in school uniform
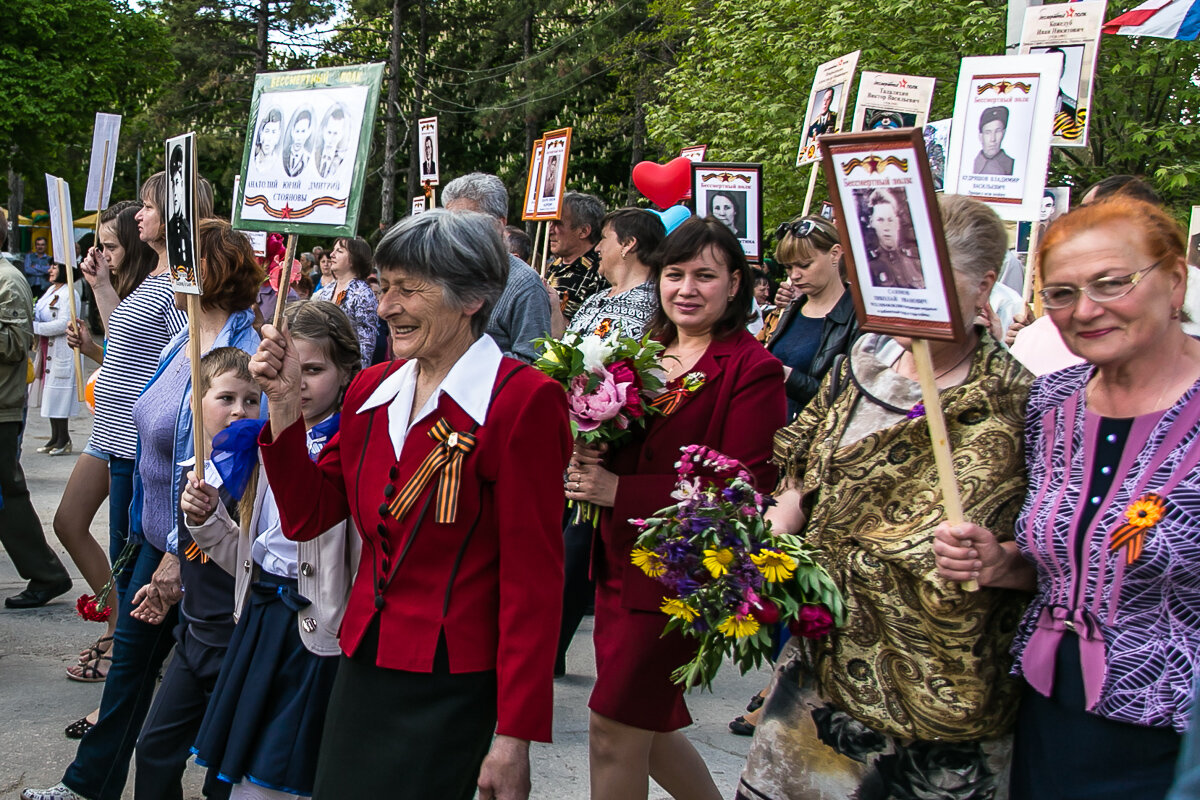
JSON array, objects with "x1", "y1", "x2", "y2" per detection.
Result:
[{"x1": 182, "y1": 300, "x2": 362, "y2": 800}]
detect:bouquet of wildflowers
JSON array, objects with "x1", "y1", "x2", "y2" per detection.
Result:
[
  {"x1": 535, "y1": 330, "x2": 666, "y2": 524},
  {"x1": 631, "y1": 445, "x2": 845, "y2": 690}
]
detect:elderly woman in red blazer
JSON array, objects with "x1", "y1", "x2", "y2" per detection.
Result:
[
  {"x1": 250, "y1": 209, "x2": 571, "y2": 800},
  {"x1": 568, "y1": 216, "x2": 787, "y2": 800}
]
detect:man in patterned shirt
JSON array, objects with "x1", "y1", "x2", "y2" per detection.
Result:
[{"x1": 546, "y1": 192, "x2": 606, "y2": 323}]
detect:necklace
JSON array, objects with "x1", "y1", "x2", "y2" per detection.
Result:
[{"x1": 932, "y1": 347, "x2": 974, "y2": 382}]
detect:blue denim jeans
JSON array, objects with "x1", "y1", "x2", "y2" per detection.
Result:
[
  {"x1": 62, "y1": 542, "x2": 180, "y2": 800},
  {"x1": 107, "y1": 456, "x2": 136, "y2": 602}
]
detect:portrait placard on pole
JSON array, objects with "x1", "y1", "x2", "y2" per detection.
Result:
[
  {"x1": 923, "y1": 118, "x2": 952, "y2": 191},
  {"x1": 691, "y1": 162, "x2": 764, "y2": 264},
  {"x1": 418, "y1": 116, "x2": 440, "y2": 186},
  {"x1": 943, "y1": 54, "x2": 1062, "y2": 222},
  {"x1": 535, "y1": 128, "x2": 573, "y2": 219},
  {"x1": 234, "y1": 63, "x2": 385, "y2": 238},
  {"x1": 1019, "y1": 1, "x2": 1107, "y2": 147},
  {"x1": 852, "y1": 72, "x2": 937, "y2": 132},
  {"x1": 679, "y1": 144, "x2": 708, "y2": 200},
  {"x1": 796, "y1": 50, "x2": 861, "y2": 166},
  {"x1": 521, "y1": 139, "x2": 545, "y2": 222},
  {"x1": 84, "y1": 113, "x2": 121, "y2": 212},
  {"x1": 165, "y1": 133, "x2": 201, "y2": 295},
  {"x1": 231, "y1": 176, "x2": 267, "y2": 257},
  {"x1": 411, "y1": 196, "x2": 427, "y2": 216},
  {"x1": 819, "y1": 129, "x2": 964, "y2": 343},
  {"x1": 44, "y1": 173, "x2": 85, "y2": 401}
]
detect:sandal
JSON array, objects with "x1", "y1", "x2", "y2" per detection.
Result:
[
  {"x1": 64, "y1": 716, "x2": 94, "y2": 739},
  {"x1": 66, "y1": 651, "x2": 111, "y2": 683},
  {"x1": 77, "y1": 635, "x2": 113, "y2": 666},
  {"x1": 729, "y1": 715, "x2": 756, "y2": 736}
]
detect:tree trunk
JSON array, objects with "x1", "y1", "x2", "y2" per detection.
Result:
[
  {"x1": 255, "y1": 0, "x2": 269, "y2": 73},
  {"x1": 627, "y1": 74, "x2": 647, "y2": 206},
  {"x1": 523, "y1": 7, "x2": 537, "y2": 234},
  {"x1": 7, "y1": 160, "x2": 23, "y2": 252},
  {"x1": 381, "y1": 0, "x2": 402, "y2": 225}
]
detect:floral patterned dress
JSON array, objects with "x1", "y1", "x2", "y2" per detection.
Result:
[{"x1": 737, "y1": 333, "x2": 1032, "y2": 800}]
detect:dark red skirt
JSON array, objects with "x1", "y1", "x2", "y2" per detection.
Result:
[{"x1": 587, "y1": 558, "x2": 699, "y2": 732}]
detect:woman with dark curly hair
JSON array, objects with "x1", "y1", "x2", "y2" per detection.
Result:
[{"x1": 313, "y1": 235, "x2": 378, "y2": 368}]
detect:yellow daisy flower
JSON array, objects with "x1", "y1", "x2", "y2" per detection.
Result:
[
  {"x1": 702, "y1": 547, "x2": 735, "y2": 578},
  {"x1": 1125, "y1": 496, "x2": 1165, "y2": 529},
  {"x1": 660, "y1": 598, "x2": 699, "y2": 622},
  {"x1": 631, "y1": 547, "x2": 666, "y2": 578},
  {"x1": 717, "y1": 614, "x2": 760, "y2": 639},
  {"x1": 751, "y1": 549, "x2": 798, "y2": 583}
]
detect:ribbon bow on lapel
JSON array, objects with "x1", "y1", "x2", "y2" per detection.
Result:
[{"x1": 387, "y1": 418, "x2": 478, "y2": 525}]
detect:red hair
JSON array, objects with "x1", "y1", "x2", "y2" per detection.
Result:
[{"x1": 1038, "y1": 196, "x2": 1185, "y2": 280}]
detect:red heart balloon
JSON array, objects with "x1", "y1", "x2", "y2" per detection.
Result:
[{"x1": 632, "y1": 157, "x2": 693, "y2": 209}]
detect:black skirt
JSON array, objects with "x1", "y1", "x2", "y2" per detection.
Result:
[
  {"x1": 1011, "y1": 634, "x2": 1181, "y2": 800},
  {"x1": 193, "y1": 573, "x2": 339, "y2": 796},
  {"x1": 312, "y1": 618, "x2": 498, "y2": 799}
]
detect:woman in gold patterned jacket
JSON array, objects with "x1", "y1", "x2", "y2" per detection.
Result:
[{"x1": 737, "y1": 195, "x2": 1033, "y2": 800}]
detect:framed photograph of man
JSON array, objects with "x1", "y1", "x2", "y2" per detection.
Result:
[
  {"x1": 691, "y1": 162, "x2": 764, "y2": 263},
  {"x1": 411, "y1": 196, "x2": 427, "y2": 216},
  {"x1": 165, "y1": 132, "x2": 201, "y2": 295},
  {"x1": 796, "y1": 50, "x2": 861, "y2": 166},
  {"x1": 944, "y1": 53, "x2": 1063, "y2": 222},
  {"x1": 84, "y1": 113, "x2": 121, "y2": 212},
  {"x1": 818, "y1": 128, "x2": 964, "y2": 342},
  {"x1": 852, "y1": 72, "x2": 936, "y2": 133},
  {"x1": 535, "y1": 128, "x2": 572, "y2": 219},
  {"x1": 418, "y1": 116, "x2": 440, "y2": 185},
  {"x1": 521, "y1": 138, "x2": 545, "y2": 221},
  {"x1": 1020, "y1": 0, "x2": 1107, "y2": 147},
  {"x1": 234, "y1": 63, "x2": 384, "y2": 237}
]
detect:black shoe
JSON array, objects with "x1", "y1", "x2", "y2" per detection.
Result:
[
  {"x1": 5, "y1": 581, "x2": 72, "y2": 609},
  {"x1": 729, "y1": 715, "x2": 756, "y2": 736},
  {"x1": 746, "y1": 692, "x2": 766, "y2": 712}
]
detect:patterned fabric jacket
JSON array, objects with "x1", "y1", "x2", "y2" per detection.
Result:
[
  {"x1": 547, "y1": 248, "x2": 604, "y2": 323},
  {"x1": 1012, "y1": 364, "x2": 1200, "y2": 733},
  {"x1": 774, "y1": 333, "x2": 1032, "y2": 741}
]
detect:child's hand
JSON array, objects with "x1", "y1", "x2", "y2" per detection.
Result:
[{"x1": 181, "y1": 469, "x2": 219, "y2": 525}]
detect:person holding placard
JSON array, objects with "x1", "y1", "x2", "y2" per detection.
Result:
[
  {"x1": 935, "y1": 196, "x2": 1200, "y2": 800},
  {"x1": 567, "y1": 216, "x2": 785, "y2": 800},
  {"x1": 31, "y1": 262, "x2": 82, "y2": 454},
  {"x1": 737, "y1": 196, "x2": 1032, "y2": 800},
  {"x1": 23, "y1": 219, "x2": 263, "y2": 800},
  {"x1": 312, "y1": 236, "x2": 378, "y2": 368}
]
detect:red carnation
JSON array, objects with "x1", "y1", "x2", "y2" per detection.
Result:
[
  {"x1": 789, "y1": 604, "x2": 834, "y2": 639},
  {"x1": 750, "y1": 598, "x2": 780, "y2": 625},
  {"x1": 76, "y1": 594, "x2": 112, "y2": 623}
]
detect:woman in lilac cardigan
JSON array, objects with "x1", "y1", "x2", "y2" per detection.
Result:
[{"x1": 935, "y1": 195, "x2": 1200, "y2": 800}]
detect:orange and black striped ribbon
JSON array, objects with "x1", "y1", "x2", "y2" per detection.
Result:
[
  {"x1": 386, "y1": 419, "x2": 477, "y2": 525},
  {"x1": 184, "y1": 541, "x2": 210, "y2": 564},
  {"x1": 648, "y1": 387, "x2": 688, "y2": 416},
  {"x1": 1109, "y1": 493, "x2": 1166, "y2": 565}
]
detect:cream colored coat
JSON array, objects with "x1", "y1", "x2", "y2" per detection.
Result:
[{"x1": 188, "y1": 460, "x2": 361, "y2": 656}]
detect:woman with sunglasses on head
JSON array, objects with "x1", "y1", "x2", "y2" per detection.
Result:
[
  {"x1": 934, "y1": 196, "x2": 1200, "y2": 800},
  {"x1": 762, "y1": 215, "x2": 859, "y2": 421}
]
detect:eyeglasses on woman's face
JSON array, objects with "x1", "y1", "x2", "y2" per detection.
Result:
[{"x1": 1039, "y1": 257, "x2": 1164, "y2": 310}]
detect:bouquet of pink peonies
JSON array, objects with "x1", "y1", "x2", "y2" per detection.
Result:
[
  {"x1": 535, "y1": 330, "x2": 666, "y2": 523},
  {"x1": 631, "y1": 445, "x2": 845, "y2": 690}
]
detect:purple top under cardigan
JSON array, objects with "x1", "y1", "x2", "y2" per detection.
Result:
[{"x1": 1012, "y1": 363, "x2": 1200, "y2": 732}]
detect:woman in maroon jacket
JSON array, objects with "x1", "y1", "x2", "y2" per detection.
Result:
[
  {"x1": 568, "y1": 216, "x2": 787, "y2": 800},
  {"x1": 250, "y1": 210, "x2": 572, "y2": 799}
]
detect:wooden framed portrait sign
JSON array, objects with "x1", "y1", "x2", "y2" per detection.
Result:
[
  {"x1": 234, "y1": 63, "x2": 384, "y2": 237},
  {"x1": 944, "y1": 54, "x2": 1062, "y2": 222},
  {"x1": 535, "y1": 128, "x2": 573, "y2": 219},
  {"x1": 165, "y1": 132, "x2": 201, "y2": 295},
  {"x1": 819, "y1": 128, "x2": 964, "y2": 343},
  {"x1": 796, "y1": 50, "x2": 861, "y2": 166},
  {"x1": 691, "y1": 162, "x2": 764, "y2": 263}
]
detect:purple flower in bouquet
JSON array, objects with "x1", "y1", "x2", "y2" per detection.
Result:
[{"x1": 567, "y1": 367, "x2": 630, "y2": 432}]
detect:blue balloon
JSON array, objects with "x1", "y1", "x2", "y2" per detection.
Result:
[{"x1": 654, "y1": 205, "x2": 692, "y2": 234}]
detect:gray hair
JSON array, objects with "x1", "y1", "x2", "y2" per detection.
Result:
[
  {"x1": 562, "y1": 192, "x2": 606, "y2": 244},
  {"x1": 375, "y1": 209, "x2": 509, "y2": 338},
  {"x1": 938, "y1": 194, "x2": 1007, "y2": 284},
  {"x1": 441, "y1": 172, "x2": 509, "y2": 221}
]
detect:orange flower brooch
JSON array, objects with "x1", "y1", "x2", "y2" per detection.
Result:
[{"x1": 1109, "y1": 492, "x2": 1166, "y2": 565}]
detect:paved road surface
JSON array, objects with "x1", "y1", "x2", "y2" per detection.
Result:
[{"x1": 0, "y1": 413, "x2": 764, "y2": 799}]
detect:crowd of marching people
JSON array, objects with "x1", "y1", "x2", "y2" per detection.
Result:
[{"x1": 3, "y1": 167, "x2": 1200, "y2": 800}]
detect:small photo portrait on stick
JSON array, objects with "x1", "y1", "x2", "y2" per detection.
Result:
[{"x1": 165, "y1": 133, "x2": 200, "y2": 294}]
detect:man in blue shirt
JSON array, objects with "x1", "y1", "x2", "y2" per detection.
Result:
[{"x1": 23, "y1": 236, "x2": 51, "y2": 297}]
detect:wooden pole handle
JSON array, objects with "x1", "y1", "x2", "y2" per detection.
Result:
[
  {"x1": 911, "y1": 338, "x2": 978, "y2": 592},
  {"x1": 271, "y1": 233, "x2": 299, "y2": 330},
  {"x1": 188, "y1": 295, "x2": 206, "y2": 468},
  {"x1": 801, "y1": 164, "x2": 820, "y2": 217}
]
